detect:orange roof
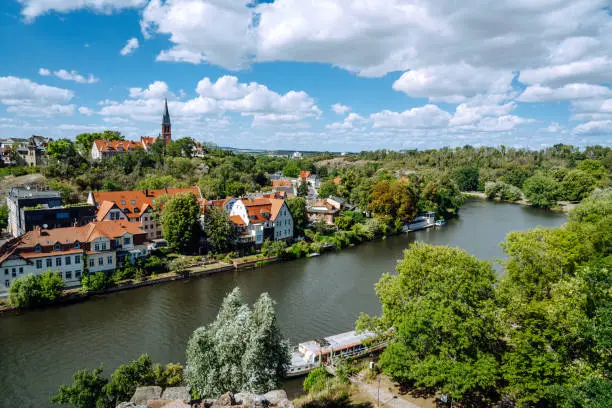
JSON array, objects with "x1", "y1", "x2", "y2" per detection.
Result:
[
  {"x1": 269, "y1": 198, "x2": 285, "y2": 220},
  {"x1": 272, "y1": 180, "x2": 292, "y2": 187},
  {"x1": 333, "y1": 177, "x2": 342, "y2": 184},
  {"x1": 140, "y1": 136, "x2": 157, "y2": 149},
  {"x1": 299, "y1": 171, "x2": 311, "y2": 180},
  {"x1": 229, "y1": 215, "x2": 246, "y2": 226},
  {"x1": 91, "y1": 187, "x2": 202, "y2": 219},
  {"x1": 96, "y1": 200, "x2": 120, "y2": 221},
  {"x1": 93, "y1": 139, "x2": 143, "y2": 153}
]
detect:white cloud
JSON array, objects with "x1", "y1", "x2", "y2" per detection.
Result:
[
  {"x1": 120, "y1": 37, "x2": 139, "y2": 56},
  {"x1": 519, "y1": 57, "x2": 612, "y2": 87},
  {"x1": 371, "y1": 105, "x2": 451, "y2": 129},
  {"x1": 78, "y1": 106, "x2": 94, "y2": 116},
  {"x1": 0, "y1": 76, "x2": 74, "y2": 105},
  {"x1": 326, "y1": 113, "x2": 367, "y2": 130},
  {"x1": 570, "y1": 98, "x2": 612, "y2": 121},
  {"x1": 100, "y1": 76, "x2": 320, "y2": 126},
  {"x1": 518, "y1": 83, "x2": 612, "y2": 102},
  {"x1": 393, "y1": 64, "x2": 513, "y2": 103},
  {"x1": 19, "y1": 0, "x2": 146, "y2": 21},
  {"x1": 573, "y1": 120, "x2": 612, "y2": 135},
  {"x1": 129, "y1": 81, "x2": 172, "y2": 99},
  {"x1": 331, "y1": 103, "x2": 350, "y2": 115},
  {"x1": 7, "y1": 103, "x2": 75, "y2": 117},
  {"x1": 39, "y1": 68, "x2": 99, "y2": 84}
]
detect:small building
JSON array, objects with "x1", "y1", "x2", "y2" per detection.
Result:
[
  {"x1": 25, "y1": 135, "x2": 50, "y2": 167},
  {"x1": 307, "y1": 200, "x2": 340, "y2": 225},
  {"x1": 229, "y1": 197, "x2": 294, "y2": 245},
  {"x1": 208, "y1": 197, "x2": 237, "y2": 214},
  {"x1": 0, "y1": 220, "x2": 148, "y2": 297}
]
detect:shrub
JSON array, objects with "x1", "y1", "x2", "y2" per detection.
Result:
[{"x1": 8, "y1": 271, "x2": 64, "y2": 308}]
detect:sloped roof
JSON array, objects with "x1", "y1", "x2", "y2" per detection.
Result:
[
  {"x1": 140, "y1": 136, "x2": 157, "y2": 149},
  {"x1": 299, "y1": 171, "x2": 311, "y2": 180},
  {"x1": 272, "y1": 179, "x2": 292, "y2": 187},
  {"x1": 269, "y1": 198, "x2": 285, "y2": 220},
  {"x1": 93, "y1": 139, "x2": 143, "y2": 153},
  {"x1": 96, "y1": 200, "x2": 119, "y2": 221},
  {"x1": 91, "y1": 188, "x2": 201, "y2": 219},
  {"x1": 229, "y1": 215, "x2": 246, "y2": 226}
]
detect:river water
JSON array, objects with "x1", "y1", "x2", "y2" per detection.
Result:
[{"x1": 0, "y1": 199, "x2": 566, "y2": 407}]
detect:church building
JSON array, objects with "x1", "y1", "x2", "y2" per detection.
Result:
[{"x1": 91, "y1": 99, "x2": 172, "y2": 160}]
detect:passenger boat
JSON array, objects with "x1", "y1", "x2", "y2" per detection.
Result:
[
  {"x1": 285, "y1": 330, "x2": 387, "y2": 378},
  {"x1": 435, "y1": 219, "x2": 447, "y2": 227},
  {"x1": 402, "y1": 211, "x2": 435, "y2": 232}
]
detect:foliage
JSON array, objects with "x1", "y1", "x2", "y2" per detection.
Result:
[
  {"x1": 454, "y1": 167, "x2": 479, "y2": 191},
  {"x1": 297, "y1": 180, "x2": 309, "y2": 197},
  {"x1": 185, "y1": 288, "x2": 289, "y2": 397},
  {"x1": 160, "y1": 192, "x2": 202, "y2": 253},
  {"x1": 369, "y1": 179, "x2": 417, "y2": 223},
  {"x1": 334, "y1": 211, "x2": 365, "y2": 230},
  {"x1": 261, "y1": 239, "x2": 288, "y2": 259},
  {"x1": 318, "y1": 180, "x2": 338, "y2": 199},
  {"x1": 0, "y1": 204, "x2": 8, "y2": 232},
  {"x1": 51, "y1": 366, "x2": 110, "y2": 408},
  {"x1": 523, "y1": 174, "x2": 559, "y2": 208},
  {"x1": 75, "y1": 131, "x2": 124, "y2": 154},
  {"x1": 81, "y1": 271, "x2": 113, "y2": 293},
  {"x1": 286, "y1": 197, "x2": 307, "y2": 235},
  {"x1": 201, "y1": 206, "x2": 236, "y2": 253},
  {"x1": 484, "y1": 181, "x2": 522, "y2": 201},
  {"x1": 559, "y1": 170, "x2": 597, "y2": 201},
  {"x1": 358, "y1": 243, "x2": 500, "y2": 401},
  {"x1": 303, "y1": 368, "x2": 330, "y2": 394},
  {"x1": 8, "y1": 271, "x2": 64, "y2": 308},
  {"x1": 282, "y1": 163, "x2": 300, "y2": 178},
  {"x1": 103, "y1": 354, "x2": 156, "y2": 406}
]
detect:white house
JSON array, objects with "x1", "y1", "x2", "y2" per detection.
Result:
[{"x1": 229, "y1": 197, "x2": 294, "y2": 245}]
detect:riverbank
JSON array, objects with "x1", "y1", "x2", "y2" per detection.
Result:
[{"x1": 462, "y1": 191, "x2": 578, "y2": 213}]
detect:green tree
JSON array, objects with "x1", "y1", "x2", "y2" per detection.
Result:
[
  {"x1": 261, "y1": 239, "x2": 288, "y2": 258},
  {"x1": 185, "y1": 288, "x2": 289, "y2": 397},
  {"x1": 358, "y1": 243, "x2": 500, "y2": 402},
  {"x1": 297, "y1": 180, "x2": 309, "y2": 197},
  {"x1": 201, "y1": 206, "x2": 236, "y2": 253},
  {"x1": 160, "y1": 192, "x2": 202, "y2": 253},
  {"x1": 454, "y1": 167, "x2": 479, "y2": 191},
  {"x1": 103, "y1": 355, "x2": 156, "y2": 406},
  {"x1": 135, "y1": 174, "x2": 179, "y2": 190},
  {"x1": 9, "y1": 271, "x2": 64, "y2": 308},
  {"x1": 0, "y1": 204, "x2": 8, "y2": 232},
  {"x1": 81, "y1": 271, "x2": 112, "y2": 293},
  {"x1": 75, "y1": 131, "x2": 124, "y2": 153},
  {"x1": 286, "y1": 197, "x2": 307, "y2": 235},
  {"x1": 369, "y1": 179, "x2": 417, "y2": 223},
  {"x1": 318, "y1": 180, "x2": 338, "y2": 199},
  {"x1": 560, "y1": 170, "x2": 596, "y2": 201},
  {"x1": 523, "y1": 174, "x2": 559, "y2": 208},
  {"x1": 51, "y1": 366, "x2": 110, "y2": 408},
  {"x1": 282, "y1": 163, "x2": 300, "y2": 178},
  {"x1": 166, "y1": 137, "x2": 195, "y2": 158}
]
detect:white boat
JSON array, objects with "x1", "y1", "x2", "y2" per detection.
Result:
[
  {"x1": 285, "y1": 330, "x2": 387, "y2": 378},
  {"x1": 403, "y1": 211, "x2": 436, "y2": 232},
  {"x1": 435, "y1": 219, "x2": 446, "y2": 227},
  {"x1": 308, "y1": 252, "x2": 320, "y2": 257}
]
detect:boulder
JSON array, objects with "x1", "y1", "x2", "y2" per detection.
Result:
[
  {"x1": 213, "y1": 392, "x2": 235, "y2": 406},
  {"x1": 130, "y1": 386, "x2": 163, "y2": 404},
  {"x1": 233, "y1": 392, "x2": 268, "y2": 407},
  {"x1": 162, "y1": 386, "x2": 191, "y2": 402},
  {"x1": 116, "y1": 403, "x2": 147, "y2": 408},
  {"x1": 263, "y1": 390, "x2": 287, "y2": 405}
]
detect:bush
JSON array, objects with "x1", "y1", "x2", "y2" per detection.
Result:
[
  {"x1": 303, "y1": 368, "x2": 330, "y2": 394},
  {"x1": 8, "y1": 271, "x2": 64, "y2": 308},
  {"x1": 81, "y1": 271, "x2": 112, "y2": 293}
]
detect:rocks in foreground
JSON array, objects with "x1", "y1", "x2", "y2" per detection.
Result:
[{"x1": 118, "y1": 388, "x2": 294, "y2": 408}]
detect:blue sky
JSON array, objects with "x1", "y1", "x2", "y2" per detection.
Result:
[{"x1": 1, "y1": 1, "x2": 611, "y2": 151}]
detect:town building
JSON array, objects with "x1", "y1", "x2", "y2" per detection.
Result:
[
  {"x1": 307, "y1": 199, "x2": 341, "y2": 225},
  {"x1": 88, "y1": 187, "x2": 202, "y2": 241},
  {"x1": 0, "y1": 220, "x2": 147, "y2": 297},
  {"x1": 6, "y1": 187, "x2": 96, "y2": 238},
  {"x1": 25, "y1": 135, "x2": 50, "y2": 166},
  {"x1": 91, "y1": 99, "x2": 173, "y2": 160},
  {"x1": 1, "y1": 136, "x2": 50, "y2": 166},
  {"x1": 208, "y1": 197, "x2": 237, "y2": 213},
  {"x1": 229, "y1": 197, "x2": 294, "y2": 245}
]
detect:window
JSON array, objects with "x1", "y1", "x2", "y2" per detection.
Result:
[
  {"x1": 19, "y1": 267, "x2": 23, "y2": 274},
  {"x1": 65, "y1": 256, "x2": 71, "y2": 265},
  {"x1": 75, "y1": 256, "x2": 81, "y2": 264},
  {"x1": 123, "y1": 237, "x2": 131, "y2": 245},
  {"x1": 107, "y1": 255, "x2": 113, "y2": 265},
  {"x1": 56, "y1": 258, "x2": 62, "y2": 267},
  {"x1": 57, "y1": 271, "x2": 62, "y2": 278},
  {"x1": 5, "y1": 280, "x2": 9, "y2": 287},
  {"x1": 98, "y1": 257, "x2": 103, "y2": 266},
  {"x1": 35, "y1": 245, "x2": 42, "y2": 253},
  {"x1": 46, "y1": 259, "x2": 52, "y2": 268},
  {"x1": 120, "y1": 200, "x2": 126, "y2": 205},
  {"x1": 131, "y1": 200, "x2": 136, "y2": 205},
  {"x1": 74, "y1": 242, "x2": 80, "y2": 249},
  {"x1": 12, "y1": 270, "x2": 16, "y2": 277},
  {"x1": 89, "y1": 258, "x2": 94, "y2": 267},
  {"x1": 65, "y1": 271, "x2": 72, "y2": 279},
  {"x1": 4, "y1": 269, "x2": 7, "y2": 275},
  {"x1": 101, "y1": 243, "x2": 107, "y2": 251},
  {"x1": 75, "y1": 271, "x2": 81, "y2": 278},
  {"x1": 36, "y1": 260, "x2": 42, "y2": 269},
  {"x1": 94, "y1": 243, "x2": 100, "y2": 251},
  {"x1": 54, "y1": 243, "x2": 61, "y2": 251}
]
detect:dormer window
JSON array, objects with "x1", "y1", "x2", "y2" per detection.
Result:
[
  {"x1": 35, "y1": 244, "x2": 42, "y2": 253},
  {"x1": 120, "y1": 200, "x2": 126, "y2": 205},
  {"x1": 74, "y1": 241, "x2": 80, "y2": 249},
  {"x1": 54, "y1": 243, "x2": 61, "y2": 251},
  {"x1": 131, "y1": 200, "x2": 136, "y2": 205},
  {"x1": 123, "y1": 208, "x2": 130, "y2": 213}
]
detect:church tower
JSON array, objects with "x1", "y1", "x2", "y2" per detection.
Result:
[{"x1": 161, "y1": 98, "x2": 172, "y2": 144}]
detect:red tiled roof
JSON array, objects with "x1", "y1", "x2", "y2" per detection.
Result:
[
  {"x1": 96, "y1": 200, "x2": 120, "y2": 221},
  {"x1": 91, "y1": 187, "x2": 202, "y2": 219},
  {"x1": 140, "y1": 136, "x2": 157, "y2": 149},
  {"x1": 272, "y1": 180, "x2": 292, "y2": 187},
  {"x1": 93, "y1": 140, "x2": 143, "y2": 153},
  {"x1": 229, "y1": 215, "x2": 246, "y2": 226},
  {"x1": 333, "y1": 177, "x2": 342, "y2": 184},
  {"x1": 299, "y1": 171, "x2": 311, "y2": 180}
]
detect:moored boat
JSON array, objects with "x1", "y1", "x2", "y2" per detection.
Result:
[
  {"x1": 403, "y1": 211, "x2": 436, "y2": 232},
  {"x1": 285, "y1": 330, "x2": 387, "y2": 378}
]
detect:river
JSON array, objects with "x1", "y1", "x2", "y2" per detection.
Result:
[{"x1": 0, "y1": 199, "x2": 566, "y2": 407}]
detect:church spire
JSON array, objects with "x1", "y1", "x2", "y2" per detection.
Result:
[{"x1": 162, "y1": 97, "x2": 171, "y2": 125}]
